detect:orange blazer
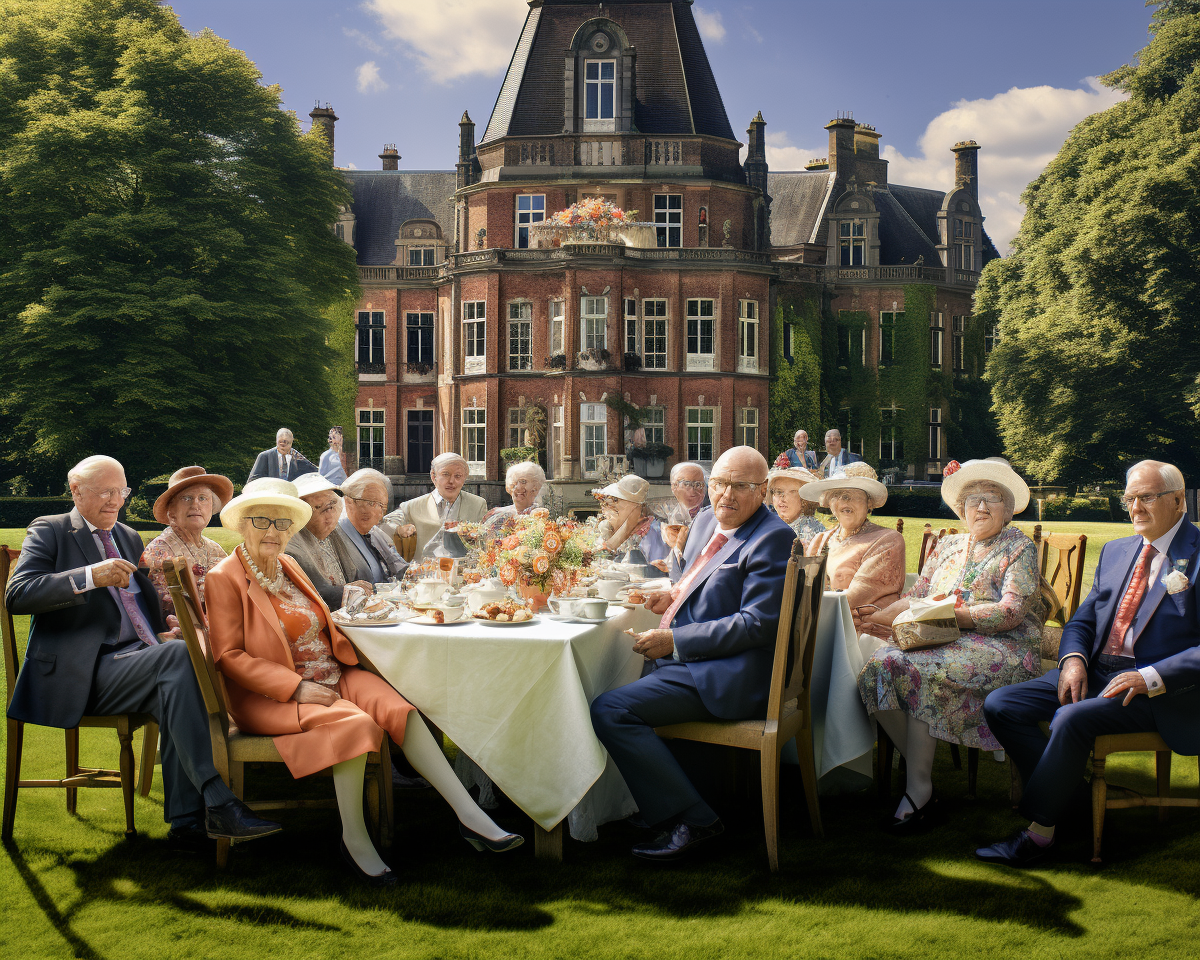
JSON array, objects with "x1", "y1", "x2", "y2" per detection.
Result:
[{"x1": 205, "y1": 550, "x2": 362, "y2": 740}]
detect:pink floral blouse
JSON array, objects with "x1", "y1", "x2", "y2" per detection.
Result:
[{"x1": 141, "y1": 527, "x2": 228, "y2": 619}]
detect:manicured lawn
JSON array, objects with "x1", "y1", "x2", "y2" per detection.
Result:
[{"x1": 5, "y1": 515, "x2": 1199, "y2": 959}]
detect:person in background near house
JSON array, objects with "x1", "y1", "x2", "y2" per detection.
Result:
[
  {"x1": 247, "y1": 428, "x2": 318, "y2": 484},
  {"x1": 386, "y1": 454, "x2": 488, "y2": 561},
  {"x1": 819, "y1": 428, "x2": 863, "y2": 478},
  {"x1": 786, "y1": 430, "x2": 819, "y2": 471},
  {"x1": 319, "y1": 427, "x2": 347, "y2": 486}
]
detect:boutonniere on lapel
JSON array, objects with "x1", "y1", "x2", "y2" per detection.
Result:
[{"x1": 1163, "y1": 559, "x2": 1190, "y2": 595}]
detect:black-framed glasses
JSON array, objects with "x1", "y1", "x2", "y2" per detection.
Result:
[
  {"x1": 1121, "y1": 490, "x2": 1173, "y2": 511},
  {"x1": 347, "y1": 496, "x2": 387, "y2": 511},
  {"x1": 709, "y1": 478, "x2": 765, "y2": 496},
  {"x1": 246, "y1": 516, "x2": 294, "y2": 531}
]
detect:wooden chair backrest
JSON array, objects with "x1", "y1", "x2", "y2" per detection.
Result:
[
  {"x1": 766, "y1": 541, "x2": 827, "y2": 720},
  {"x1": 163, "y1": 557, "x2": 231, "y2": 734},
  {"x1": 1043, "y1": 533, "x2": 1087, "y2": 622},
  {"x1": 1, "y1": 546, "x2": 21, "y2": 708},
  {"x1": 1031, "y1": 524, "x2": 1049, "y2": 575}
]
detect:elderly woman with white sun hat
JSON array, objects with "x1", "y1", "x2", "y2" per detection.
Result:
[{"x1": 857, "y1": 458, "x2": 1045, "y2": 833}]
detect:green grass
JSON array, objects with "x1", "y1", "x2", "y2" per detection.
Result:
[{"x1": 5, "y1": 517, "x2": 1199, "y2": 959}]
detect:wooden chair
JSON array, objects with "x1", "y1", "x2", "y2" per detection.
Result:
[
  {"x1": 162, "y1": 557, "x2": 394, "y2": 866},
  {"x1": 655, "y1": 543, "x2": 827, "y2": 872},
  {"x1": 917, "y1": 526, "x2": 958, "y2": 575},
  {"x1": 2, "y1": 545, "x2": 158, "y2": 841},
  {"x1": 393, "y1": 531, "x2": 417, "y2": 563},
  {"x1": 1091, "y1": 733, "x2": 1200, "y2": 863},
  {"x1": 1038, "y1": 532, "x2": 1087, "y2": 672}
]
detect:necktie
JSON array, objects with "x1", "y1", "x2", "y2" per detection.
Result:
[
  {"x1": 1103, "y1": 543, "x2": 1156, "y2": 655},
  {"x1": 95, "y1": 528, "x2": 158, "y2": 645},
  {"x1": 659, "y1": 533, "x2": 728, "y2": 629}
]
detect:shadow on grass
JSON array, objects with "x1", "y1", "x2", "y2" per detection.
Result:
[{"x1": 5, "y1": 839, "x2": 107, "y2": 960}]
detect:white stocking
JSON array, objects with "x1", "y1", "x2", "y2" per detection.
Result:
[
  {"x1": 333, "y1": 755, "x2": 390, "y2": 877},
  {"x1": 399, "y1": 712, "x2": 510, "y2": 842},
  {"x1": 875, "y1": 709, "x2": 909, "y2": 757},
  {"x1": 894, "y1": 719, "x2": 938, "y2": 819}
]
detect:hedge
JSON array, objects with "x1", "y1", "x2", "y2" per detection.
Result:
[
  {"x1": 1040, "y1": 495, "x2": 1116, "y2": 522},
  {"x1": 871, "y1": 489, "x2": 956, "y2": 518},
  {"x1": 0, "y1": 497, "x2": 75, "y2": 527}
]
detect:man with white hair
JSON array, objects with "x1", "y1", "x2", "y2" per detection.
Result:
[
  {"x1": 819, "y1": 428, "x2": 862, "y2": 478},
  {"x1": 978, "y1": 459, "x2": 1200, "y2": 867},
  {"x1": 5, "y1": 456, "x2": 281, "y2": 845},
  {"x1": 247, "y1": 428, "x2": 318, "y2": 484},
  {"x1": 642, "y1": 462, "x2": 709, "y2": 571},
  {"x1": 385, "y1": 453, "x2": 487, "y2": 560}
]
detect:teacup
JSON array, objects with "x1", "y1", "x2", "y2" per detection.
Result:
[
  {"x1": 595, "y1": 579, "x2": 626, "y2": 601},
  {"x1": 548, "y1": 596, "x2": 584, "y2": 618},
  {"x1": 409, "y1": 578, "x2": 449, "y2": 605},
  {"x1": 580, "y1": 599, "x2": 609, "y2": 620}
]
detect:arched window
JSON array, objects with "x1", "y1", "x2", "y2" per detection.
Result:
[{"x1": 565, "y1": 19, "x2": 634, "y2": 135}]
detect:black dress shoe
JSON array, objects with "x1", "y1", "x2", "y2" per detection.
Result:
[
  {"x1": 459, "y1": 822, "x2": 524, "y2": 853},
  {"x1": 166, "y1": 821, "x2": 208, "y2": 850},
  {"x1": 340, "y1": 840, "x2": 399, "y2": 886},
  {"x1": 883, "y1": 793, "x2": 938, "y2": 834},
  {"x1": 205, "y1": 798, "x2": 283, "y2": 841},
  {"x1": 975, "y1": 829, "x2": 1055, "y2": 867},
  {"x1": 632, "y1": 819, "x2": 724, "y2": 861}
]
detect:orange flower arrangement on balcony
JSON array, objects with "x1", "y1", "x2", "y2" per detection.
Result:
[
  {"x1": 456, "y1": 509, "x2": 600, "y2": 595},
  {"x1": 532, "y1": 198, "x2": 643, "y2": 245}
]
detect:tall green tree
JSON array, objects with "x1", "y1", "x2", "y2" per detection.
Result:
[
  {"x1": 981, "y1": 1, "x2": 1200, "y2": 484},
  {"x1": 0, "y1": 0, "x2": 360, "y2": 492}
]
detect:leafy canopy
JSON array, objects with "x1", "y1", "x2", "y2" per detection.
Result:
[
  {"x1": 981, "y1": 1, "x2": 1200, "y2": 484},
  {"x1": 0, "y1": 0, "x2": 359, "y2": 492}
]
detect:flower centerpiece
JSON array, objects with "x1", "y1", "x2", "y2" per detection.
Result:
[
  {"x1": 532, "y1": 198, "x2": 642, "y2": 246},
  {"x1": 456, "y1": 509, "x2": 600, "y2": 609}
]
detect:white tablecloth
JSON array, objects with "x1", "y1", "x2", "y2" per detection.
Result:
[{"x1": 342, "y1": 606, "x2": 655, "y2": 839}]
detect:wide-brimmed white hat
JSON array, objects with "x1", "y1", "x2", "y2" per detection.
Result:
[
  {"x1": 767, "y1": 466, "x2": 820, "y2": 491},
  {"x1": 220, "y1": 477, "x2": 312, "y2": 531},
  {"x1": 940, "y1": 458, "x2": 1029, "y2": 516},
  {"x1": 293, "y1": 472, "x2": 342, "y2": 500},
  {"x1": 592, "y1": 474, "x2": 650, "y2": 504},
  {"x1": 799, "y1": 462, "x2": 888, "y2": 509}
]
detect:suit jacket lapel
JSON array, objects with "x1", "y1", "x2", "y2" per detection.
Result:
[
  {"x1": 674, "y1": 509, "x2": 764, "y2": 612},
  {"x1": 339, "y1": 518, "x2": 374, "y2": 569},
  {"x1": 1132, "y1": 519, "x2": 1197, "y2": 642},
  {"x1": 69, "y1": 509, "x2": 104, "y2": 565},
  {"x1": 237, "y1": 550, "x2": 292, "y2": 662}
]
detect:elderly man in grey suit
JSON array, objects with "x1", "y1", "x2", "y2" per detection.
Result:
[
  {"x1": 819, "y1": 428, "x2": 863, "y2": 478},
  {"x1": 247, "y1": 428, "x2": 318, "y2": 484},
  {"x1": 385, "y1": 453, "x2": 487, "y2": 560},
  {"x1": 5, "y1": 455, "x2": 280, "y2": 845}
]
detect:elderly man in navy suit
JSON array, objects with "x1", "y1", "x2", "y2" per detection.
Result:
[
  {"x1": 247, "y1": 428, "x2": 318, "y2": 484},
  {"x1": 591, "y1": 446, "x2": 795, "y2": 860},
  {"x1": 978, "y1": 459, "x2": 1200, "y2": 866}
]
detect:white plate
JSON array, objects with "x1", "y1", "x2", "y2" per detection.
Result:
[
  {"x1": 410, "y1": 613, "x2": 469, "y2": 626},
  {"x1": 547, "y1": 613, "x2": 613, "y2": 625},
  {"x1": 470, "y1": 614, "x2": 540, "y2": 628},
  {"x1": 333, "y1": 616, "x2": 410, "y2": 628}
]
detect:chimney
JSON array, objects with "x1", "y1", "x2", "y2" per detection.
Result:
[
  {"x1": 853, "y1": 123, "x2": 880, "y2": 160},
  {"x1": 952, "y1": 140, "x2": 980, "y2": 199},
  {"x1": 457, "y1": 110, "x2": 477, "y2": 189},
  {"x1": 745, "y1": 111, "x2": 770, "y2": 251},
  {"x1": 379, "y1": 144, "x2": 400, "y2": 171},
  {"x1": 308, "y1": 102, "x2": 338, "y2": 165},
  {"x1": 824, "y1": 114, "x2": 856, "y2": 178}
]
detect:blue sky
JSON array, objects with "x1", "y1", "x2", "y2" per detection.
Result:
[{"x1": 166, "y1": 0, "x2": 1155, "y2": 248}]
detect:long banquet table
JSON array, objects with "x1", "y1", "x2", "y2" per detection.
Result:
[{"x1": 341, "y1": 604, "x2": 657, "y2": 858}]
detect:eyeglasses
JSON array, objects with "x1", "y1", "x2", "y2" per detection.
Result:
[
  {"x1": 313, "y1": 500, "x2": 341, "y2": 516},
  {"x1": 672, "y1": 480, "x2": 706, "y2": 492},
  {"x1": 709, "y1": 478, "x2": 766, "y2": 496},
  {"x1": 245, "y1": 516, "x2": 294, "y2": 531},
  {"x1": 828, "y1": 491, "x2": 866, "y2": 505},
  {"x1": 963, "y1": 494, "x2": 1004, "y2": 510},
  {"x1": 771, "y1": 488, "x2": 799, "y2": 498},
  {"x1": 347, "y1": 496, "x2": 387, "y2": 511},
  {"x1": 86, "y1": 486, "x2": 132, "y2": 502},
  {"x1": 1121, "y1": 490, "x2": 1173, "y2": 511},
  {"x1": 178, "y1": 494, "x2": 212, "y2": 506}
]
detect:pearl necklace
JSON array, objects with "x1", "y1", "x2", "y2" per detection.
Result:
[
  {"x1": 240, "y1": 544, "x2": 285, "y2": 595},
  {"x1": 832, "y1": 519, "x2": 870, "y2": 544}
]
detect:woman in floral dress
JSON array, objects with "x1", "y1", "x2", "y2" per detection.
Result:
[{"x1": 860, "y1": 459, "x2": 1044, "y2": 831}]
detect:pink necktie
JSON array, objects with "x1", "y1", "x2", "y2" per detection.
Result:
[
  {"x1": 1103, "y1": 543, "x2": 1156, "y2": 655},
  {"x1": 95, "y1": 528, "x2": 158, "y2": 646},
  {"x1": 659, "y1": 533, "x2": 728, "y2": 629}
]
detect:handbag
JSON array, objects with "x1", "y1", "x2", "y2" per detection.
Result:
[{"x1": 892, "y1": 595, "x2": 961, "y2": 651}]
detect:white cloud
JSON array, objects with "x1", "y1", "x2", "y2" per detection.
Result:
[
  {"x1": 881, "y1": 78, "x2": 1126, "y2": 252},
  {"x1": 363, "y1": 0, "x2": 527, "y2": 83},
  {"x1": 764, "y1": 130, "x2": 823, "y2": 171},
  {"x1": 343, "y1": 27, "x2": 382, "y2": 54},
  {"x1": 356, "y1": 60, "x2": 388, "y2": 93},
  {"x1": 694, "y1": 6, "x2": 726, "y2": 43}
]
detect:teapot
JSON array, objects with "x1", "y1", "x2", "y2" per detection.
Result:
[{"x1": 407, "y1": 578, "x2": 449, "y2": 606}]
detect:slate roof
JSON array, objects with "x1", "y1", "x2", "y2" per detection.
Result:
[
  {"x1": 767, "y1": 171, "x2": 835, "y2": 247},
  {"x1": 890, "y1": 184, "x2": 1001, "y2": 265},
  {"x1": 344, "y1": 171, "x2": 457, "y2": 266},
  {"x1": 482, "y1": 0, "x2": 736, "y2": 144},
  {"x1": 874, "y1": 188, "x2": 941, "y2": 265}
]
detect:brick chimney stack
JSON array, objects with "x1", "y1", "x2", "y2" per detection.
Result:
[
  {"x1": 825, "y1": 114, "x2": 856, "y2": 179},
  {"x1": 457, "y1": 111, "x2": 478, "y2": 189},
  {"x1": 952, "y1": 140, "x2": 980, "y2": 200},
  {"x1": 309, "y1": 102, "x2": 338, "y2": 165},
  {"x1": 379, "y1": 144, "x2": 400, "y2": 170}
]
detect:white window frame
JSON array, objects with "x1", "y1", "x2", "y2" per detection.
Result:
[
  {"x1": 654, "y1": 194, "x2": 682, "y2": 248},
  {"x1": 507, "y1": 407, "x2": 526, "y2": 449},
  {"x1": 739, "y1": 407, "x2": 758, "y2": 450},
  {"x1": 581, "y1": 296, "x2": 608, "y2": 351},
  {"x1": 357, "y1": 408, "x2": 385, "y2": 463},
  {"x1": 508, "y1": 301, "x2": 533, "y2": 370},
  {"x1": 580, "y1": 402, "x2": 608, "y2": 478},
  {"x1": 686, "y1": 298, "x2": 715, "y2": 370},
  {"x1": 643, "y1": 299, "x2": 668, "y2": 369},
  {"x1": 584, "y1": 60, "x2": 616, "y2": 123},
  {"x1": 462, "y1": 407, "x2": 486, "y2": 475},
  {"x1": 641, "y1": 406, "x2": 666, "y2": 445},
  {"x1": 515, "y1": 194, "x2": 545, "y2": 248},
  {"x1": 549, "y1": 299, "x2": 565, "y2": 356},
  {"x1": 463, "y1": 300, "x2": 486, "y2": 374},
  {"x1": 738, "y1": 300, "x2": 759, "y2": 373},
  {"x1": 686, "y1": 407, "x2": 716, "y2": 463},
  {"x1": 929, "y1": 407, "x2": 942, "y2": 461},
  {"x1": 408, "y1": 246, "x2": 435, "y2": 266},
  {"x1": 405, "y1": 311, "x2": 435, "y2": 367},
  {"x1": 839, "y1": 220, "x2": 866, "y2": 266}
]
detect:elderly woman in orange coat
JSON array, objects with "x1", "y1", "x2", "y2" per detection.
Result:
[{"x1": 205, "y1": 478, "x2": 522, "y2": 886}]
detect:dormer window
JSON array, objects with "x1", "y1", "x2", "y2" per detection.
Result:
[
  {"x1": 585, "y1": 61, "x2": 615, "y2": 121},
  {"x1": 954, "y1": 219, "x2": 975, "y2": 270},
  {"x1": 566, "y1": 21, "x2": 633, "y2": 134},
  {"x1": 840, "y1": 220, "x2": 866, "y2": 266}
]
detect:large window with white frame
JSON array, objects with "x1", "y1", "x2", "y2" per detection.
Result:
[
  {"x1": 581, "y1": 296, "x2": 607, "y2": 351},
  {"x1": 463, "y1": 300, "x2": 485, "y2": 373},
  {"x1": 462, "y1": 407, "x2": 486, "y2": 474},
  {"x1": 548, "y1": 299, "x2": 565, "y2": 356},
  {"x1": 686, "y1": 407, "x2": 715, "y2": 462},
  {"x1": 954, "y1": 218, "x2": 975, "y2": 271},
  {"x1": 356, "y1": 311, "x2": 385, "y2": 369},
  {"x1": 930, "y1": 312, "x2": 944, "y2": 368},
  {"x1": 686, "y1": 298, "x2": 715, "y2": 370},
  {"x1": 516, "y1": 195, "x2": 545, "y2": 248},
  {"x1": 508, "y1": 302, "x2": 533, "y2": 370},
  {"x1": 739, "y1": 407, "x2": 758, "y2": 450},
  {"x1": 357, "y1": 408, "x2": 385, "y2": 466},
  {"x1": 507, "y1": 407, "x2": 527, "y2": 448},
  {"x1": 406, "y1": 312, "x2": 434, "y2": 367},
  {"x1": 580, "y1": 403, "x2": 608, "y2": 477},
  {"x1": 880, "y1": 404, "x2": 904, "y2": 462},
  {"x1": 654, "y1": 194, "x2": 682, "y2": 247},
  {"x1": 585, "y1": 60, "x2": 615, "y2": 121},
  {"x1": 643, "y1": 299, "x2": 668, "y2": 368},
  {"x1": 624, "y1": 298, "x2": 638, "y2": 355},
  {"x1": 738, "y1": 300, "x2": 759, "y2": 373},
  {"x1": 641, "y1": 406, "x2": 665, "y2": 445}
]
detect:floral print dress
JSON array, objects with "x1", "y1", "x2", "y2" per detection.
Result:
[
  {"x1": 142, "y1": 527, "x2": 228, "y2": 619},
  {"x1": 857, "y1": 524, "x2": 1043, "y2": 749}
]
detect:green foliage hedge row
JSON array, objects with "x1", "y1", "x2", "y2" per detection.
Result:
[
  {"x1": 0, "y1": 497, "x2": 74, "y2": 527},
  {"x1": 1040, "y1": 496, "x2": 1117, "y2": 522}
]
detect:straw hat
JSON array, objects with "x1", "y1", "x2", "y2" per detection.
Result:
[
  {"x1": 799, "y1": 462, "x2": 888, "y2": 509},
  {"x1": 592, "y1": 474, "x2": 650, "y2": 504},
  {"x1": 767, "y1": 465, "x2": 819, "y2": 492},
  {"x1": 219, "y1": 477, "x2": 312, "y2": 532},
  {"x1": 292, "y1": 472, "x2": 342, "y2": 500},
  {"x1": 153, "y1": 466, "x2": 235, "y2": 525},
  {"x1": 940, "y1": 457, "x2": 1029, "y2": 516}
]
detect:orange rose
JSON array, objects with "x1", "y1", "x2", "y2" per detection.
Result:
[
  {"x1": 502, "y1": 535, "x2": 522, "y2": 551},
  {"x1": 532, "y1": 552, "x2": 550, "y2": 575},
  {"x1": 543, "y1": 533, "x2": 563, "y2": 554},
  {"x1": 499, "y1": 561, "x2": 519, "y2": 586}
]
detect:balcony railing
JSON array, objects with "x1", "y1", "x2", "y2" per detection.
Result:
[{"x1": 359, "y1": 264, "x2": 447, "y2": 283}]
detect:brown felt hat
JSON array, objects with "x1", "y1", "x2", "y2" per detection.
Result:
[{"x1": 153, "y1": 466, "x2": 235, "y2": 525}]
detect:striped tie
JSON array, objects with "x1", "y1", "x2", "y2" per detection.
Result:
[
  {"x1": 1103, "y1": 543, "x2": 1156, "y2": 656},
  {"x1": 659, "y1": 533, "x2": 728, "y2": 629}
]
